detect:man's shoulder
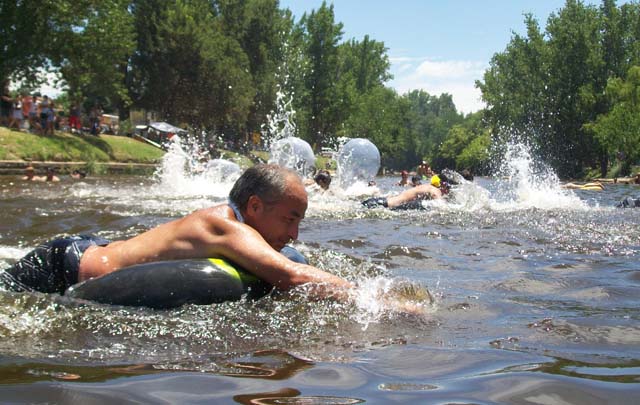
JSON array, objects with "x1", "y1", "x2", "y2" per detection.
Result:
[{"x1": 193, "y1": 203, "x2": 237, "y2": 222}]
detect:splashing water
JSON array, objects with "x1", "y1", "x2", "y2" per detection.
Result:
[
  {"x1": 263, "y1": 88, "x2": 298, "y2": 145},
  {"x1": 350, "y1": 276, "x2": 436, "y2": 330},
  {"x1": 489, "y1": 142, "x2": 586, "y2": 210},
  {"x1": 260, "y1": 71, "x2": 319, "y2": 176},
  {"x1": 153, "y1": 136, "x2": 240, "y2": 199}
]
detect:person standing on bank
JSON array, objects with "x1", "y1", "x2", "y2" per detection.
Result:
[
  {"x1": 1, "y1": 165, "x2": 353, "y2": 299},
  {"x1": 0, "y1": 81, "x2": 13, "y2": 127}
]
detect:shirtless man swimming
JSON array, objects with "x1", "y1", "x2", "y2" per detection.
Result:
[
  {"x1": 362, "y1": 174, "x2": 451, "y2": 210},
  {"x1": 1, "y1": 165, "x2": 352, "y2": 299}
]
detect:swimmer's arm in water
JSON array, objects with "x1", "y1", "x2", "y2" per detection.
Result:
[{"x1": 207, "y1": 216, "x2": 353, "y2": 299}]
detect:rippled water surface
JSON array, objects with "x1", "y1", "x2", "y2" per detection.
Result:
[{"x1": 1, "y1": 163, "x2": 639, "y2": 403}]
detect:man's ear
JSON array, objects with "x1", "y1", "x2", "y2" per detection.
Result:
[{"x1": 245, "y1": 195, "x2": 264, "y2": 218}]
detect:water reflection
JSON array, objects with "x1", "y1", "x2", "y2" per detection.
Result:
[{"x1": 234, "y1": 391, "x2": 365, "y2": 405}]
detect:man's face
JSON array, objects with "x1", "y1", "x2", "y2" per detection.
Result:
[{"x1": 247, "y1": 176, "x2": 308, "y2": 251}]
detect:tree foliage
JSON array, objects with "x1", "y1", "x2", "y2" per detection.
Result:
[
  {"x1": 479, "y1": 0, "x2": 640, "y2": 177},
  {"x1": 1, "y1": 0, "x2": 477, "y2": 171},
  {"x1": 58, "y1": 0, "x2": 135, "y2": 110},
  {"x1": 587, "y1": 65, "x2": 640, "y2": 173},
  {"x1": 129, "y1": 0, "x2": 254, "y2": 132},
  {"x1": 293, "y1": 2, "x2": 345, "y2": 149},
  {"x1": 0, "y1": 0, "x2": 135, "y2": 109}
]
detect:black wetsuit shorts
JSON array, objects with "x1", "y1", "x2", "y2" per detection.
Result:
[
  {"x1": 361, "y1": 197, "x2": 388, "y2": 208},
  {"x1": 361, "y1": 197, "x2": 427, "y2": 210},
  {"x1": 393, "y1": 199, "x2": 427, "y2": 210},
  {"x1": 0, "y1": 235, "x2": 110, "y2": 294}
]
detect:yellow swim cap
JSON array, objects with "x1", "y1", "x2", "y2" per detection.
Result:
[{"x1": 431, "y1": 175, "x2": 441, "y2": 187}]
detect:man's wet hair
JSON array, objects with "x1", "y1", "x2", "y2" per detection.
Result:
[{"x1": 229, "y1": 164, "x2": 299, "y2": 210}]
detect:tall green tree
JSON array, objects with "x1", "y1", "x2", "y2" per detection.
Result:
[
  {"x1": 338, "y1": 35, "x2": 391, "y2": 93},
  {"x1": 57, "y1": 0, "x2": 135, "y2": 113},
  {"x1": 340, "y1": 86, "x2": 410, "y2": 168},
  {"x1": 295, "y1": 1, "x2": 344, "y2": 150},
  {"x1": 0, "y1": 0, "x2": 48, "y2": 84},
  {"x1": 404, "y1": 90, "x2": 463, "y2": 167},
  {"x1": 216, "y1": 0, "x2": 290, "y2": 133},
  {"x1": 129, "y1": 0, "x2": 253, "y2": 132},
  {"x1": 478, "y1": 14, "x2": 549, "y2": 147},
  {"x1": 436, "y1": 111, "x2": 490, "y2": 173},
  {"x1": 0, "y1": 0, "x2": 134, "y2": 107},
  {"x1": 545, "y1": 0, "x2": 603, "y2": 176}
]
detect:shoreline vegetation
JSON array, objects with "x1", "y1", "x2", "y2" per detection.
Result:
[
  {"x1": 0, "y1": 127, "x2": 333, "y2": 176},
  {"x1": 1, "y1": 127, "x2": 636, "y2": 184}
]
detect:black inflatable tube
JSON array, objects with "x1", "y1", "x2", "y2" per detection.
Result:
[
  {"x1": 617, "y1": 197, "x2": 640, "y2": 208},
  {"x1": 65, "y1": 246, "x2": 307, "y2": 309}
]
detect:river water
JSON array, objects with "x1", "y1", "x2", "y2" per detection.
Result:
[{"x1": 1, "y1": 149, "x2": 639, "y2": 404}]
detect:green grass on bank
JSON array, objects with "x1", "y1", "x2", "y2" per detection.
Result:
[
  {"x1": 0, "y1": 127, "x2": 338, "y2": 173},
  {"x1": 0, "y1": 127, "x2": 165, "y2": 163}
]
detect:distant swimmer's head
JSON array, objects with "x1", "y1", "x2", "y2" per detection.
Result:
[
  {"x1": 437, "y1": 173, "x2": 452, "y2": 195},
  {"x1": 461, "y1": 169, "x2": 474, "y2": 181},
  {"x1": 71, "y1": 169, "x2": 87, "y2": 179},
  {"x1": 411, "y1": 175, "x2": 422, "y2": 186},
  {"x1": 23, "y1": 166, "x2": 35, "y2": 180},
  {"x1": 401, "y1": 170, "x2": 408, "y2": 178},
  {"x1": 313, "y1": 170, "x2": 332, "y2": 190}
]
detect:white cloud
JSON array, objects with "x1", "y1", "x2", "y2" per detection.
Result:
[
  {"x1": 396, "y1": 63, "x2": 414, "y2": 73},
  {"x1": 389, "y1": 58, "x2": 487, "y2": 114},
  {"x1": 415, "y1": 60, "x2": 486, "y2": 79}
]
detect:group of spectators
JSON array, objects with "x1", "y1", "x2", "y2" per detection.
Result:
[
  {"x1": 1, "y1": 81, "x2": 104, "y2": 136},
  {"x1": 1, "y1": 83, "x2": 54, "y2": 136}
]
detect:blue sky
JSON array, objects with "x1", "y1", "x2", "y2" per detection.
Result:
[{"x1": 280, "y1": 0, "x2": 608, "y2": 113}]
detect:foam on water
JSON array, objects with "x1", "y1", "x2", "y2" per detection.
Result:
[
  {"x1": 349, "y1": 276, "x2": 436, "y2": 330},
  {"x1": 0, "y1": 246, "x2": 31, "y2": 272},
  {"x1": 0, "y1": 246, "x2": 30, "y2": 261},
  {"x1": 153, "y1": 136, "x2": 240, "y2": 199},
  {"x1": 484, "y1": 142, "x2": 586, "y2": 211}
]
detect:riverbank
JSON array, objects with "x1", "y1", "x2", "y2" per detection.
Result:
[
  {"x1": 0, "y1": 127, "x2": 165, "y2": 175},
  {"x1": 0, "y1": 127, "x2": 336, "y2": 176},
  {"x1": 0, "y1": 159, "x2": 158, "y2": 175}
]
